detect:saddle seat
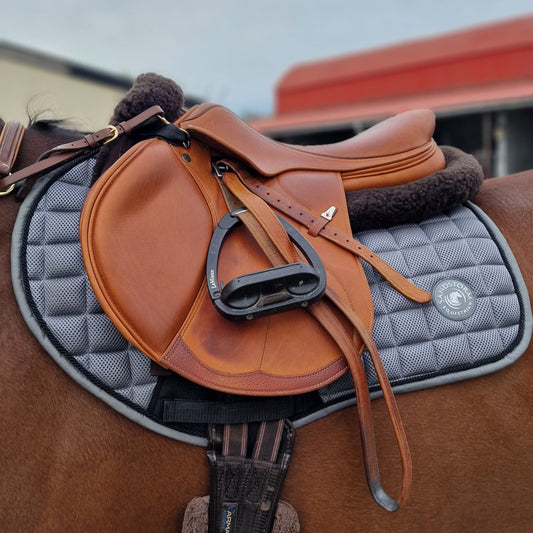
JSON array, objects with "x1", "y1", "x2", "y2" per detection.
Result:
[{"x1": 180, "y1": 104, "x2": 445, "y2": 191}]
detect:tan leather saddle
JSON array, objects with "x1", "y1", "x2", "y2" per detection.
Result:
[{"x1": 79, "y1": 103, "x2": 444, "y2": 510}]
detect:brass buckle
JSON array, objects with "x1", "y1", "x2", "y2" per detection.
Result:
[
  {"x1": 0, "y1": 183, "x2": 15, "y2": 197},
  {"x1": 103, "y1": 125, "x2": 119, "y2": 145}
]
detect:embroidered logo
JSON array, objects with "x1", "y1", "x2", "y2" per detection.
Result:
[{"x1": 432, "y1": 279, "x2": 476, "y2": 321}]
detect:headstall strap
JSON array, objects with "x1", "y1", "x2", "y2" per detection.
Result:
[
  {"x1": 207, "y1": 420, "x2": 295, "y2": 533},
  {"x1": 0, "y1": 121, "x2": 26, "y2": 195}
]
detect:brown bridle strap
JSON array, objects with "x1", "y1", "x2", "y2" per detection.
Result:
[
  {"x1": 0, "y1": 121, "x2": 26, "y2": 195},
  {"x1": 0, "y1": 105, "x2": 165, "y2": 194}
]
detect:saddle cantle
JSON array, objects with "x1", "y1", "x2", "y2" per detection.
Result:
[{"x1": 79, "y1": 103, "x2": 444, "y2": 510}]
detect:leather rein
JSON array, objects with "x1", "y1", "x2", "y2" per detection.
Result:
[{"x1": 0, "y1": 106, "x2": 169, "y2": 196}]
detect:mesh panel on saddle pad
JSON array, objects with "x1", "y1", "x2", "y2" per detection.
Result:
[
  {"x1": 320, "y1": 208, "x2": 528, "y2": 403},
  {"x1": 11, "y1": 157, "x2": 531, "y2": 445},
  {"x1": 14, "y1": 157, "x2": 157, "y2": 409}
]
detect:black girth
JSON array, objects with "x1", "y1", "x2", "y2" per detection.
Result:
[{"x1": 207, "y1": 421, "x2": 295, "y2": 533}]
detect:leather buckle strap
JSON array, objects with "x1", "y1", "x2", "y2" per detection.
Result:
[
  {"x1": 239, "y1": 171, "x2": 432, "y2": 305},
  {"x1": 39, "y1": 105, "x2": 166, "y2": 158},
  {"x1": 0, "y1": 105, "x2": 165, "y2": 194},
  {"x1": 207, "y1": 420, "x2": 295, "y2": 533}
]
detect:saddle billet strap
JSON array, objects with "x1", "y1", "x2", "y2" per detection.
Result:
[
  {"x1": 207, "y1": 420, "x2": 295, "y2": 533},
  {"x1": 216, "y1": 163, "x2": 410, "y2": 510},
  {"x1": 0, "y1": 105, "x2": 171, "y2": 193},
  {"x1": 0, "y1": 121, "x2": 25, "y2": 193},
  {"x1": 226, "y1": 163, "x2": 431, "y2": 305}
]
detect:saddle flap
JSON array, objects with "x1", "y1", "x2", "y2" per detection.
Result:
[
  {"x1": 80, "y1": 135, "x2": 373, "y2": 395},
  {"x1": 80, "y1": 139, "x2": 215, "y2": 358}
]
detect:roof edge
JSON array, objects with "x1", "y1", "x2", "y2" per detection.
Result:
[{"x1": 0, "y1": 40, "x2": 134, "y2": 89}]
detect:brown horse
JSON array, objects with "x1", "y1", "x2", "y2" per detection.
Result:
[{"x1": 0, "y1": 117, "x2": 532, "y2": 533}]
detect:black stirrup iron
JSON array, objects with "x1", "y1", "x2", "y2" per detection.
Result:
[{"x1": 206, "y1": 210, "x2": 327, "y2": 320}]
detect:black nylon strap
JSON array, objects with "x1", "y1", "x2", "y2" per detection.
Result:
[
  {"x1": 162, "y1": 397, "x2": 306, "y2": 424},
  {"x1": 131, "y1": 123, "x2": 190, "y2": 146}
]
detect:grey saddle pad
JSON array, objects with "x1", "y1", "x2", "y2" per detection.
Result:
[{"x1": 11, "y1": 155, "x2": 532, "y2": 445}]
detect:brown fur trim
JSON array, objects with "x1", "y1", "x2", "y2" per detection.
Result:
[
  {"x1": 93, "y1": 73, "x2": 186, "y2": 179},
  {"x1": 110, "y1": 73, "x2": 184, "y2": 125},
  {"x1": 346, "y1": 146, "x2": 484, "y2": 232}
]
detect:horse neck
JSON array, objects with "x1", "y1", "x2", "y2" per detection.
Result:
[{"x1": 12, "y1": 121, "x2": 86, "y2": 172}]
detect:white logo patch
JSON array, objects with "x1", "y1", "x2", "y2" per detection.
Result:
[{"x1": 432, "y1": 279, "x2": 476, "y2": 321}]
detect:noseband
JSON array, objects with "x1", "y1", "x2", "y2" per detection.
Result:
[{"x1": 0, "y1": 121, "x2": 25, "y2": 195}]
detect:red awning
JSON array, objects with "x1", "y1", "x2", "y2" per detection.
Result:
[{"x1": 251, "y1": 78, "x2": 533, "y2": 136}]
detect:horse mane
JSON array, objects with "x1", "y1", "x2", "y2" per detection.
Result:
[
  {"x1": 28, "y1": 117, "x2": 82, "y2": 131},
  {"x1": 0, "y1": 113, "x2": 83, "y2": 137}
]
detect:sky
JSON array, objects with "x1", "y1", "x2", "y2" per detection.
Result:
[{"x1": 3, "y1": 1, "x2": 533, "y2": 118}]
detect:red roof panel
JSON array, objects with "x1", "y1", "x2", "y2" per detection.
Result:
[
  {"x1": 251, "y1": 77, "x2": 533, "y2": 135},
  {"x1": 274, "y1": 15, "x2": 533, "y2": 116}
]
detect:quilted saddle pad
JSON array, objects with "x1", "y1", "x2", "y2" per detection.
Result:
[{"x1": 11, "y1": 155, "x2": 532, "y2": 444}]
